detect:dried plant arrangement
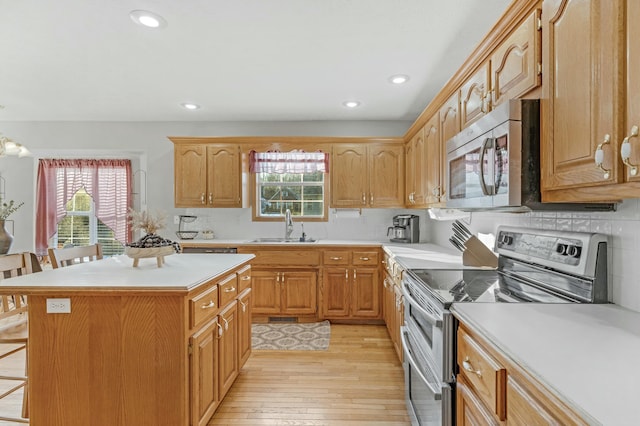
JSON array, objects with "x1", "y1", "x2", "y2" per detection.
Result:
[{"x1": 126, "y1": 209, "x2": 181, "y2": 254}]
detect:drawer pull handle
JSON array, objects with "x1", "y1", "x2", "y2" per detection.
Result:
[
  {"x1": 621, "y1": 125, "x2": 639, "y2": 176},
  {"x1": 330, "y1": 257, "x2": 343, "y2": 261},
  {"x1": 200, "y1": 193, "x2": 206, "y2": 204},
  {"x1": 217, "y1": 322, "x2": 223, "y2": 337},
  {"x1": 223, "y1": 318, "x2": 229, "y2": 330},
  {"x1": 359, "y1": 257, "x2": 370, "y2": 261},
  {"x1": 239, "y1": 299, "x2": 246, "y2": 312},
  {"x1": 201, "y1": 301, "x2": 216, "y2": 309},
  {"x1": 224, "y1": 287, "x2": 236, "y2": 293},
  {"x1": 463, "y1": 358, "x2": 482, "y2": 377},
  {"x1": 241, "y1": 276, "x2": 251, "y2": 281}
]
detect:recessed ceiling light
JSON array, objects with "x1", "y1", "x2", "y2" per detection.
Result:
[
  {"x1": 342, "y1": 101, "x2": 361, "y2": 109},
  {"x1": 181, "y1": 103, "x2": 200, "y2": 110},
  {"x1": 130, "y1": 10, "x2": 167, "y2": 29},
  {"x1": 389, "y1": 74, "x2": 410, "y2": 84}
]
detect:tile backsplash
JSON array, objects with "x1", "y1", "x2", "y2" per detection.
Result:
[{"x1": 430, "y1": 199, "x2": 640, "y2": 312}]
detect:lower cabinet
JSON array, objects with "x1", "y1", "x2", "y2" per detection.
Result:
[
  {"x1": 456, "y1": 323, "x2": 589, "y2": 426},
  {"x1": 188, "y1": 266, "x2": 251, "y2": 426},
  {"x1": 322, "y1": 266, "x2": 380, "y2": 319},
  {"x1": 189, "y1": 317, "x2": 220, "y2": 426},
  {"x1": 251, "y1": 269, "x2": 317, "y2": 316}
]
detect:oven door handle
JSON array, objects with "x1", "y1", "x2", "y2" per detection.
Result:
[
  {"x1": 401, "y1": 327, "x2": 442, "y2": 399},
  {"x1": 402, "y1": 286, "x2": 443, "y2": 328}
]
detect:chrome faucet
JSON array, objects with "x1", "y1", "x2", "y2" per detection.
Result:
[{"x1": 284, "y1": 208, "x2": 293, "y2": 240}]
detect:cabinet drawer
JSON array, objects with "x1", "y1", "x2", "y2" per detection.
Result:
[
  {"x1": 323, "y1": 250, "x2": 350, "y2": 265},
  {"x1": 457, "y1": 328, "x2": 506, "y2": 420},
  {"x1": 190, "y1": 284, "x2": 219, "y2": 329},
  {"x1": 237, "y1": 265, "x2": 252, "y2": 292},
  {"x1": 246, "y1": 250, "x2": 320, "y2": 266},
  {"x1": 219, "y1": 274, "x2": 238, "y2": 307},
  {"x1": 352, "y1": 250, "x2": 379, "y2": 266}
]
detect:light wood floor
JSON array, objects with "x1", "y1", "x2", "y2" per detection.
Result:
[
  {"x1": 209, "y1": 324, "x2": 411, "y2": 426},
  {"x1": 0, "y1": 325, "x2": 410, "y2": 426}
]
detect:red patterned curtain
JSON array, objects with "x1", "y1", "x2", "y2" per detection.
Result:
[
  {"x1": 35, "y1": 159, "x2": 132, "y2": 255},
  {"x1": 249, "y1": 150, "x2": 329, "y2": 174}
]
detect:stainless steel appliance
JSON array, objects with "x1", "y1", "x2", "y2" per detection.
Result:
[
  {"x1": 401, "y1": 226, "x2": 608, "y2": 425},
  {"x1": 387, "y1": 214, "x2": 420, "y2": 243},
  {"x1": 445, "y1": 99, "x2": 614, "y2": 211}
]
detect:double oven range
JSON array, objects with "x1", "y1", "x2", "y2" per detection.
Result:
[{"x1": 400, "y1": 226, "x2": 608, "y2": 425}]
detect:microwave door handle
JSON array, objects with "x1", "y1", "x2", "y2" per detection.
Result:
[
  {"x1": 402, "y1": 286, "x2": 443, "y2": 328},
  {"x1": 478, "y1": 137, "x2": 493, "y2": 196}
]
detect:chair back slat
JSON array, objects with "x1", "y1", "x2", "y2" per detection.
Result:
[
  {"x1": 48, "y1": 244, "x2": 104, "y2": 269},
  {"x1": 0, "y1": 253, "x2": 32, "y2": 321}
]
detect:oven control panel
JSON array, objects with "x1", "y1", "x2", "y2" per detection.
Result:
[{"x1": 497, "y1": 230, "x2": 582, "y2": 266}]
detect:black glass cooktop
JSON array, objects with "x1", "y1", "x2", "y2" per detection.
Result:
[{"x1": 406, "y1": 268, "x2": 572, "y2": 307}]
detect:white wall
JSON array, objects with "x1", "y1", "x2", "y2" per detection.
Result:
[{"x1": 427, "y1": 201, "x2": 640, "y2": 312}]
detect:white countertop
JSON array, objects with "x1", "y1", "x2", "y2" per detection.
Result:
[
  {"x1": 0, "y1": 253, "x2": 254, "y2": 293},
  {"x1": 451, "y1": 303, "x2": 640, "y2": 425}
]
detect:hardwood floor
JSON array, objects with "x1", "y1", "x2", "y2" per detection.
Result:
[
  {"x1": 0, "y1": 343, "x2": 27, "y2": 425},
  {"x1": 209, "y1": 324, "x2": 410, "y2": 426}
]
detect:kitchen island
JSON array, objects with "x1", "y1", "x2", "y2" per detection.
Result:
[{"x1": 0, "y1": 253, "x2": 254, "y2": 426}]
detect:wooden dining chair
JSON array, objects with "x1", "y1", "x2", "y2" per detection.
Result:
[
  {"x1": 48, "y1": 243, "x2": 103, "y2": 269},
  {"x1": 0, "y1": 252, "x2": 34, "y2": 423}
]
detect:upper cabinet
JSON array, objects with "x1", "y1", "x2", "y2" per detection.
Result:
[
  {"x1": 405, "y1": 127, "x2": 427, "y2": 207},
  {"x1": 424, "y1": 113, "x2": 444, "y2": 205},
  {"x1": 540, "y1": 0, "x2": 640, "y2": 201},
  {"x1": 173, "y1": 143, "x2": 242, "y2": 208},
  {"x1": 460, "y1": 10, "x2": 541, "y2": 129},
  {"x1": 332, "y1": 143, "x2": 404, "y2": 208}
]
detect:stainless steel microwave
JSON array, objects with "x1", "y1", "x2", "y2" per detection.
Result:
[{"x1": 445, "y1": 99, "x2": 614, "y2": 211}]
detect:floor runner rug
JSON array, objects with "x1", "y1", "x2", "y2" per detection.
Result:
[{"x1": 252, "y1": 321, "x2": 330, "y2": 350}]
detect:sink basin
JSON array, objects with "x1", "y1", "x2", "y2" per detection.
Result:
[{"x1": 249, "y1": 237, "x2": 317, "y2": 243}]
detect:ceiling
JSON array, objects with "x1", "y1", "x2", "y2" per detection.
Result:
[{"x1": 0, "y1": 0, "x2": 511, "y2": 122}]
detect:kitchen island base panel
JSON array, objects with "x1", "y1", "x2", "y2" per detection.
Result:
[{"x1": 28, "y1": 295, "x2": 186, "y2": 426}]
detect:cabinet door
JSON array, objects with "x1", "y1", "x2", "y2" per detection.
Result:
[
  {"x1": 393, "y1": 284, "x2": 404, "y2": 362},
  {"x1": 175, "y1": 144, "x2": 208, "y2": 207},
  {"x1": 490, "y1": 9, "x2": 542, "y2": 107},
  {"x1": 189, "y1": 318, "x2": 219, "y2": 426},
  {"x1": 331, "y1": 144, "x2": 368, "y2": 207},
  {"x1": 405, "y1": 139, "x2": 416, "y2": 206},
  {"x1": 460, "y1": 62, "x2": 490, "y2": 129},
  {"x1": 218, "y1": 301, "x2": 238, "y2": 400},
  {"x1": 369, "y1": 144, "x2": 405, "y2": 207},
  {"x1": 351, "y1": 267, "x2": 381, "y2": 318},
  {"x1": 322, "y1": 267, "x2": 350, "y2": 318},
  {"x1": 541, "y1": 0, "x2": 623, "y2": 190},
  {"x1": 424, "y1": 113, "x2": 442, "y2": 205},
  {"x1": 237, "y1": 289, "x2": 252, "y2": 369},
  {"x1": 456, "y1": 375, "x2": 500, "y2": 426},
  {"x1": 281, "y1": 271, "x2": 317, "y2": 315},
  {"x1": 207, "y1": 144, "x2": 241, "y2": 207},
  {"x1": 624, "y1": 0, "x2": 640, "y2": 182},
  {"x1": 405, "y1": 130, "x2": 426, "y2": 207},
  {"x1": 383, "y1": 275, "x2": 395, "y2": 342},
  {"x1": 251, "y1": 270, "x2": 280, "y2": 314},
  {"x1": 440, "y1": 92, "x2": 461, "y2": 148}
]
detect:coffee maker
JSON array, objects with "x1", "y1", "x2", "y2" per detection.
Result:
[{"x1": 387, "y1": 214, "x2": 420, "y2": 243}]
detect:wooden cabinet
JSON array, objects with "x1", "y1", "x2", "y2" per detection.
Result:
[
  {"x1": 251, "y1": 270, "x2": 317, "y2": 316},
  {"x1": 456, "y1": 322, "x2": 588, "y2": 425},
  {"x1": 173, "y1": 143, "x2": 241, "y2": 208},
  {"x1": 541, "y1": 0, "x2": 626, "y2": 195},
  {"x1": 405, "y1": 127, "x2": 427, "y2": 207},
  {"x1": 321, "y1": 249, "x2": 381, "y2": 319},
  {"x1": 382, "y1": 263, "x2": 404, "y2": 363},
  {"x1": 424, "y1": 113, "x2": 443, "y2": 205},
  {"x1": 440, "y1": 92, "x2": 461, "y2": 148},
  {"x1": 217, "y1": 301, "x2": 238, "y2": 400},
  {"x1": 626, "y1": 0, "x2": 640, "y2": 184},
  {"x1": 460, "y1": 62, "x2": 491, "y2": 129},
  {"x1": 189, "y1": 317, "x2": 220, "y2": 426},
  {"x1": 490, "y1": 9, "x2": 542, "y2": 108},
  {"x1": 237, "y1": 289, "x2": 252, "y2": 368},
  {"x1": 331, "y1": 143, "x2": 404, "y2": 208}
]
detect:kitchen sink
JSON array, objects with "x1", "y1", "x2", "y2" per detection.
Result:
[{"x1": 249, "y1": 237, "x2": 317, "y2": 243}]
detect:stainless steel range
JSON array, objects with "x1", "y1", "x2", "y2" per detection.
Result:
[{"x1": 400, "y1": 226, "x2": 608, "y2": 425}]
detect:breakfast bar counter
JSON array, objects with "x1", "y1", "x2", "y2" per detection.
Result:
[{"x1": 0, "y1": 253, "x2": 254, "y2": 426}]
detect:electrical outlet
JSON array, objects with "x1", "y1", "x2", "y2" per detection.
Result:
[
  {"x1": 46, "y1": 298, "x2": 71, "y2": 314},
  {"x1": 174, "y1": 215, "x2": 180, "y2": 224}
]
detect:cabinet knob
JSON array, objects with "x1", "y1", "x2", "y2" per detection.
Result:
[
  {"x1": 595, "y1": 134, "x2": 612, "y2": 179},
  {"x1": 621, "y1": 126, "x2": 639, "y2": 176}
]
